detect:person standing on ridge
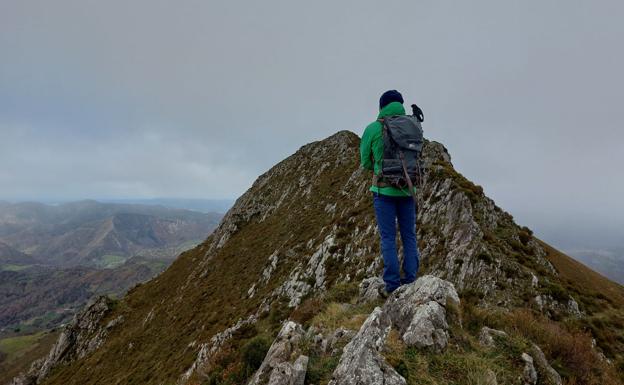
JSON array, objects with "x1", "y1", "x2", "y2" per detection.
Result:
[{"x1": 359, "y1": 90, "x2": 423, "y2": 298}]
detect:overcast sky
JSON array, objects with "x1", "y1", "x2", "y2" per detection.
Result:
[{"x1": 1, "y1": 1, "x2": 623, "y2": 250}]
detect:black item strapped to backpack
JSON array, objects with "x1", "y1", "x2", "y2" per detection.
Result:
[{"x1": 377, "y1": 104, "x2": 424, "y2": 203}]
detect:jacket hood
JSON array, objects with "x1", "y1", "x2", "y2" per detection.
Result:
[{"x1": 377, "y1": 101, "x2": 406, "y2": 118}]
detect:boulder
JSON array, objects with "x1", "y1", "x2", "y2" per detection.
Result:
[
  {"x1": 383, "y1": 275, "x2": 459, "y2": 351},
  {"x1": 328, "y1": 307, "x2": 405, "y2": 385},
  {"x1": 330, "y1": 276, "x2": 461, "y2": 384},
  {"x1": 530, "y1": 344, "x2": 562, "y2": 385},
  {"x1": 266, "y1": 355, "x2": 309, "y2": 385},
  {"x1": 521, "y1": 352, "x2": 538, "y2": 385},
  {"x1": 248, "y1": 321, "x2": 306, "y2": 385}
]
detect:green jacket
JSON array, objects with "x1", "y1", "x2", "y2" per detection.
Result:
[{"x1": 359, "y1": 101, "x2": 415, "y2": 197}]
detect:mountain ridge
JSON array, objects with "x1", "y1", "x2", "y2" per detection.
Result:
[
  {"x1": 9, "y1": 130, "x2": 623, "y2": 385},
  {"x1": 0, "y1": 201, "x2": 221, "y2": 267}
]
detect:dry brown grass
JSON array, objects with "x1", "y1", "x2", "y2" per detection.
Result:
[
  {"x1": 383, "y1": 329, "x2": 406, "y2": 367},
  {"x1": 309, "y1": 302, "x2": 371, "y2": 332},
  {"x1": 289, "y1": 297, "x2": 325, "y2": 326},
  {"x1": 505, "y1": 308, "x2": 620, "y2": 385}
]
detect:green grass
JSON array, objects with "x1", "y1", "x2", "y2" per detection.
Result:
[
  {"x1": 0, "y1": 330, "x2": 59, "y2": 384},
  {"x1": 1, "y1": 263, "x2": 33, "y2": 271},
  {"x1": 95, "y1": 255, "x2": 126, "y2": 269},
  {"x1": 0, "y1": 332, "x2": 46, "y2": 361}
]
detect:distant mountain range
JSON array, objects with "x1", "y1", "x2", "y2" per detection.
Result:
[
  {"x1": 0, "y1": 200, "x2": 222, "y2": 268},
  {"x1": 0, "y1": 200, "x2": 222, "y2": 339},
  {"x1": 98, "y1": 198, "x2": 234, "y2": 214}
]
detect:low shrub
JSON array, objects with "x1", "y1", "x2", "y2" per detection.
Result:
[
  {"x1": 241, "y1": 336, "x2": 271, "y2": 374},
  {"x1": 542, "y1": 282, "x2": 569, "y2": 302},
  {"x1": 304, "y1": 355, "x2": 339, "y2": 385},
  {"x1": 518, "y1": 229, "x2": 532, "y2": 245},
  {"x1": 268, "y1": 297, "x2": 290, "y2": 332},
  {"x1": 477, "y1": 252, "x2": 494, "y2": 265}
]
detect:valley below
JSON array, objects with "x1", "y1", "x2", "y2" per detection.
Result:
[{"x1": 0, "y1": 201, "x2": 222, "y2": 382}]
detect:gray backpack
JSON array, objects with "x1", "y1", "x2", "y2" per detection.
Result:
[{"x1": 378, "y1": 106, "x2": 424, "y2": 199}]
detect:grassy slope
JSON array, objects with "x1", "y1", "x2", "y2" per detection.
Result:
[
  {"x1": 0, "y1": 332, "x2": 46, "y2": 358},
  {"x1": 540, "y1": 240, "x2": 624, "y2": 307},
  {"x1": 539, "y1": 240, "x2": 624, "y2": 372},
  {"x1": 0, "y1": 330, "x2": 59, "y2": 384}
]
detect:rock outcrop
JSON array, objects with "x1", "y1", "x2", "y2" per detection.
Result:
[
  {"x1": 358, "y1": 277, "x2": 385, "y2": 304},
  {"x1": 178, "y1": 315, "x2": 259, "y2": 384},
  {"x1": 329, "y1": 276, "x2": 460, "y2": 384},
  {"x1": 264, "y1": 355, "x2": 308, "y2": 385},
  {"x1": 328, "y1": 307, "x2": 405, "y2": 385},
  {"x1": 10, "y1": 296, "x2": 116, "y2": 385},
  {"x1": 248, "y1": 321, "x2": 308, "y2": 385},
  {"x1": 479, "y1": 326, "x2": 562, "y2": 385},
  {"x1": 383, "y1": 275, "x2": 460, "y2": 351},
  {"x1": 529, "y1": 344, "x2": 563, "y2": 385},
  {"x1": 521, "y1": 352, "x2": 538, "y2": 385}
]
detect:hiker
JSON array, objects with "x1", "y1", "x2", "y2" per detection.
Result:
[{"x1": 359, "y1": 90, "x2": 423, "y2": 297}]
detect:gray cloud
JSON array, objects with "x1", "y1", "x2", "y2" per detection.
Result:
[{"x1": 1, "y1": 0, "x2": 623, "y2": 248}]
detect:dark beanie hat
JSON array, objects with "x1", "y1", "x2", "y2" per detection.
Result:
[{"x1": 379, "y1": 90, "x2": 404, "y2": 109}]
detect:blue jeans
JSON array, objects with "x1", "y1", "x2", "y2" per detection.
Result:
[{"x1": 372, "y1": 192, "x2": 420, "y2": 292}]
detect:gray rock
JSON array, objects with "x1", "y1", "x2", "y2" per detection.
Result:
[
  {"x1": 267, "y1": 355, "x2": 309, "y2": 385},
  {"x1": 10, "y1": 296, "x2": 114, "y2": 385},
  {"x1": 328, "y1": 277, "x2": 460, "y2": 385},
  {"x1": 530, "y1": 273, "x2": 539, "y2": 288},
  {"x1": 533, "y1": 293, "x2": 581, "y2": 318},
  {"x1": 479, "y1": 326, "x2": 508, "y2": 347},
  {"x1": 400, "y1": 301, "x2": 449, "y2": 350},
  {"x1": 530, "y1": 344, "x2": 562, "y2": 385},
  {"x1": 248, "y1": 321, "x2": 306, "y2": 385},
  {"x1": 328, "y1": 307, "x2": 405, "y2": 385},
  {"x1": 567, "y1": 298, "x2": 581, "y2": 317},
  {"x1": 383, "y1": 275, "x2": 459, "y2": 351},
  {"x1": 358, "y1": 277, "x2": 385, "y2": 304},
  {"x1": 521, "y1": 352, "x2": 538, "y2": 385}
]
